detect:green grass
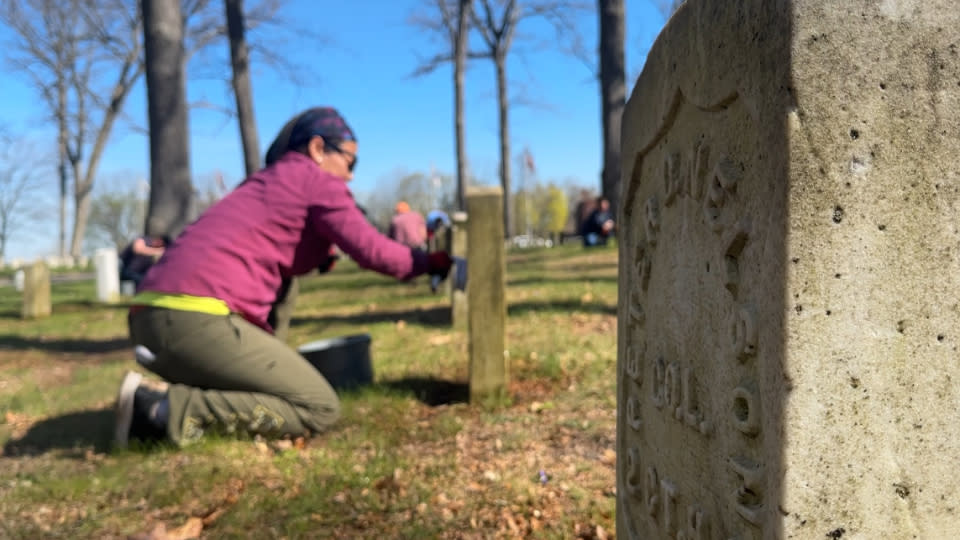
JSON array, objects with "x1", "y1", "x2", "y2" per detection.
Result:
[{"x1": 0, "y1": 243, "x2": 618, "y2": 539}]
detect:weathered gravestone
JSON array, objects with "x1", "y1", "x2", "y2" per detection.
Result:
[
  {"x1": 22, "y1": 261, "x2": 51, "y2": 319},
  {"x1": 450, "y1": 211, "x2": 469, "y2": 330},
  {"x1": 94, "y1": 247, "x2": 120, "y2": 303},
  {"x1": 466, "y1": 188, "x2": 507, "y2": 403},
  {"x1": 617, "y1": 1, "x2": 960, "y2": 539}
]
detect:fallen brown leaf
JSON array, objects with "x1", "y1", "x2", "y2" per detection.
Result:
[
  {"x1": 128, "y1": 517, "x2": 203, "y2": 540},
  {"x1": 427, "y1": 334, "x2": 453, "y2": 346},
  {"x1": 164, "y1": 517, "x2": 204, "y2": 540}
]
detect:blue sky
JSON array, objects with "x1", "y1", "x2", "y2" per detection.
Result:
[{"x1": 0, "y1": 0, "x2": 668, "y2": 261}]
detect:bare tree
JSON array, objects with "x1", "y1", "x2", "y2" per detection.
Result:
[
  {"x1": 0, "y1": 134, "x2": 50, "y2": 262},
  {"x1": 1, "y1": 0, "x2": 146, "y2": 258},
  {"x1": 453, "y1": 0, "x2": 472, "y2": 211},
  {"x1": 225, "y1": 0, "x2": 260, "y2": 176},
  {"x1": 142, "y1": 0, "x2": 194, "y2": 238},
  {"x1": 470, "y1": 0, "x2": 587, "y2": 237},
  {"x1": 409, "y1": 0, "x2": 473, "y2": 212},
  {"x1": 1, "y1": 0, "x2": 79, "y2": 258},
  {"x1": 473, "y1": 0, "x2": 517, "y2": 237},
  {"x1": 598, "y1": 0, "x2": 625, "y2": 212},
  {"x1": 85, "y1": 185, "x2": 148, "y2": 251}
]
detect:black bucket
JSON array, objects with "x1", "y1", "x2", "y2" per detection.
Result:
[{"x1": 298, "y1": 334, "x2": 374, "y2": 390}]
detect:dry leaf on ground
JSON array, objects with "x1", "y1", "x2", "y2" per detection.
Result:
[{"x1": 128, "y1": 517, "x2": 203, "y2": 540}]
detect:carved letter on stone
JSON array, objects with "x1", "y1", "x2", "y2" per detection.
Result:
[
  {"x1": 630, "y1": 293, "x2": 646, "y2": 324},
  {"x1": 704, "y1": 157, "x2": 741, "y2": 232},
  {"x1": 645, "y1": 196, "x2": 661, "y2": 246},
  {"x1": 723, "y1": 217, "x2": 752, "y2": 297},
  {"x1": 627, "y1": 395, "x2": 643, "y2": 431},
  {"x1": 732, "y1": 304, "x2": 758, "y2": 361},
  {"x1": 664, "y1": 153, "x2": 682, "y2": 206},
  {"x1": 681, "y1": 367, "x2": 702, "y2": 429},
  {"x1": 660, "y1": 478, "x2": 678, "y2": 535},
  {"x1": 676, "y1": 505, "x2": 709, "y2": 540},
  {"x1": 625, "y1": 447, "x2": 643, "y2": 498},
  {"x1": 646, "y1": 467, "x2": 660, "y2": 519},
  {"x1": 652, "y1": 356, "x2": 665, "y2": 409},
  {"x1": 688, "y1": 142, "x2": 709, "y2": 201},
  {"x1": 625, "y1": 344, "x2": 644, "y2": 384},
  {"x1": 664, "y1": 362, "x2": 681, "y2": 412},
  {"x1": 635, "y1": 243, "x2": 652, "y2": 292},
  {"x1": 729, "y1": 455, "x2": 764, "y2": 526},
  {"x1": 732, "y1": 384, "x2": 761, "y2": 437}
]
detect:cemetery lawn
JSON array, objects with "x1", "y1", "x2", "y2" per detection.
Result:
[{"x1": 0, "y1": 244, "x2": 618, "y2": 539}]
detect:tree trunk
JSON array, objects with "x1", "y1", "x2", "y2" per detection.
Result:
[
  {"x1": 57, "y1": 80, "x2": 68, "y2": 259},
  {"x1": 495, "y1": 54, "x2": 513, "y2": 238},
  {"x1": 453, "y1": 0, "x2": 471, "y2": 211},
  {"x1": 598, "y1": 0, "x2": 626, "y2": 213},
  {"x1": 142, "y1": 0, "x2": 194, "y2": 238},
  {"x1": 69, "y1": 58, "x2": 144, "y2": 257},
  {"x1": 226, "y1": 0, "x2": 261, "y2": 176}
]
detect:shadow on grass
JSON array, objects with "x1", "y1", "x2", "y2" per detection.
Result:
[
  {"x1": 0, "y1": 335, "x2": 130, "y2": 354},
  {"x1": 291, "y1": 305, "x2": 451, "y2": 329},
  {"x1": 0, "y1": 301, "x2": 130, "y2": 319},
  {"x1": 4, "y1": 407, "x2": 114, "y2": 457},
  {"x1": 507, "y1": 275, "x2": 618, "y2": 287},
  {"x1": 377, "y1": 377, "x2": 469, "y2": 406},
  {"x1": 507, "y1": 299, "x2": 617, "y2": 317}
]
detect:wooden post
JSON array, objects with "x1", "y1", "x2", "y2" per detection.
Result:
[
  {"x1": 22, "y1": 261, "x2": 51, "y2": 319},
  {"x1": 450, "y1": 211, "x2": 468, "y2": 329},
  {"x1": 465, "y1": 188, "x2": 507, "y2": 403}
]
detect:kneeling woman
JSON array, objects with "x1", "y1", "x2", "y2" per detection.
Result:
[{"x1": 116, "y1": 107, "x2": 451, "y2": 448}]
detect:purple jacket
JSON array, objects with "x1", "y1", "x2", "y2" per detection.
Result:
[{"x1": 139, "y1": 152, "x2": 429, "y2": 330}]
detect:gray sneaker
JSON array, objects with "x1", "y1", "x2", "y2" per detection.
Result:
[
  {"x1": 113, "y1": 371, "x2": 168, "y2": 449},
  {"x1": 114, "y1": 371, "x2": 142, "y2": 449}
]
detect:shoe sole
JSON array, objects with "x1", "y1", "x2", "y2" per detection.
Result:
[{"x1": 114, "y1": 371, "x2": 143, "y2": 450}]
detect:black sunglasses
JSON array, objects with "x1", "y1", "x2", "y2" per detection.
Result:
[{"x1": 324, "y1": 139, "x2": 357, "y2": 172}]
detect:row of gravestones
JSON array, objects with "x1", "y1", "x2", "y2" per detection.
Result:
[{"x1": 16, "y1": 248, "x2": 139, "y2": 320}]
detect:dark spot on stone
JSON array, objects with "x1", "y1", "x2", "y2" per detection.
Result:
[
  {"x1": 894, "y1": 483, "x2": 910, "y2": 498},
  {"x1": 849, "y1": 377, "x2": 860, "y2": 388},
  {"x1": 833, "y1": 206, "x2": 844, "y2": 223},
  {"x1": 791, "y1": 257, "x2": 800, "y2": 264},
  {"x1": 880, "y1": 82, "x2": 887, "y2": 90},
  {"x1": 938, "y1": 334, "x2": 945, "y2": 342},
  {"x1": 850, "y1": 129, "x2": 860, "y2": 140},
  {"x1": 827, "y1": 528, "x2": 846, "y2": 539},
  {"x1": 795, "y1": 304, "x2": 803, "y2": 313},
  {"x1": 897, "y1": 320, "x2": 906, "y2": 334},
  {"x1": 705, "y1": 262, "x2": 710, "y2": 272},
  {"x1": 835, "y1": 273, "x2": 842, "y2": 278},
  {"x1": 878, "y1": 224, "x2": 886, "y2": 231},
  {"x1": 845, "y1": 182, "x2": 851, "y2": 188},
  {"x1": 826, "y1": 310, "x2": 832, "y2": 316}
]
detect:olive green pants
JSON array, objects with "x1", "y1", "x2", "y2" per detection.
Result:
[{"x1": 128, "y1": 306, "x2": 339, "y2": 445}]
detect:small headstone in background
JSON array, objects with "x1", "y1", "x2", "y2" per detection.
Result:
[
  {"x1": 465, "y1": 190, "x2": 507, "y2": 403},
  {"x1": 94, "y1": 247, "x2": 120, "y2": 303},
  {"x1": 450, "y1": 211, "x2": 469, "y2": 330},
  {"x1": 22, "y1": 261, "x2": 51, "y2": 319},
  {"x1": 13, "y1": 269, "x2": 25, "y2": 292}
]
